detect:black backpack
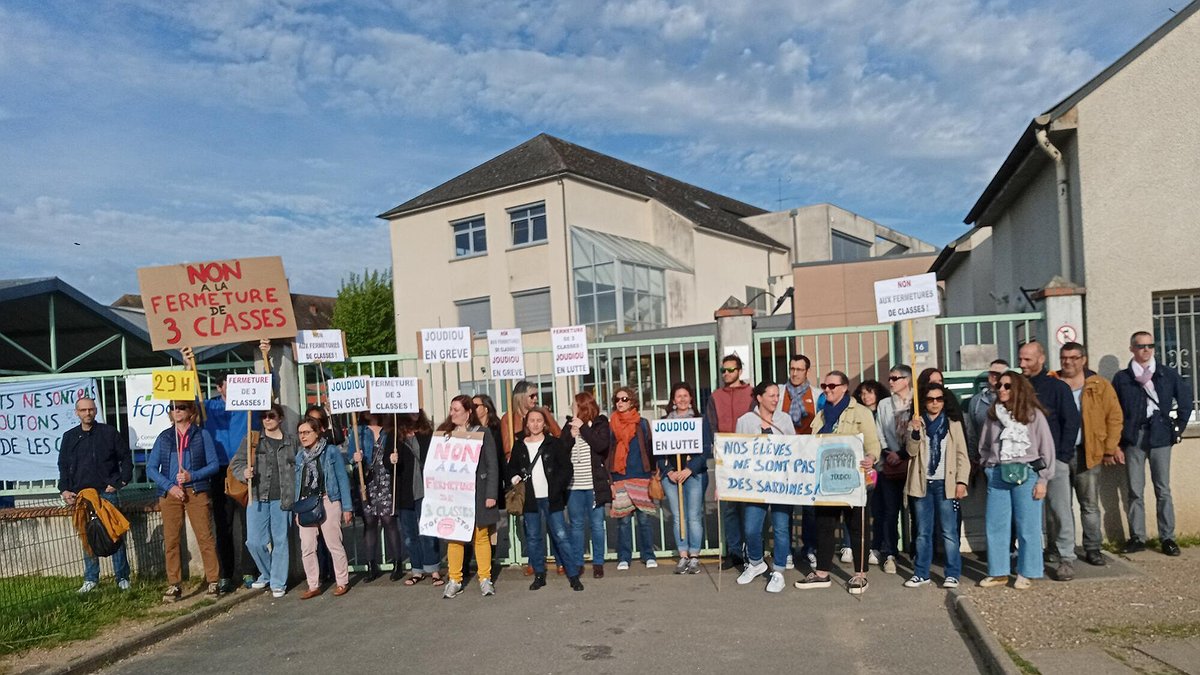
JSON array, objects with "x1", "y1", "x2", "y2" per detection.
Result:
[{"x1": 84, "y1": 499, "x2": 123, "y2": 558}]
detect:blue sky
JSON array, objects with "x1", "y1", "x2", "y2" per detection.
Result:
[{"x1": 0, "y1": 0, "x2": 1185, "y2": 301}]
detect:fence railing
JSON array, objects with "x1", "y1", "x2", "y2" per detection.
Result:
[
  {"x1": 933, "y1": 312, "x2": 1044, "y2": 378},
  {"x1": 754, "y1": 324, "x2": 895, "y2": 387}
]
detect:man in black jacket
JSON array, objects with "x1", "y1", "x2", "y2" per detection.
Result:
[
  {"x1": 1112, "y1": 331, "x2": 1194, "y2": 556},
  {"x1": 1019, "y1": 341, "x2": 1081, "y2": 581},
  {"x1": 58, "y1": 397, "x2": 133, "y2": 593}
]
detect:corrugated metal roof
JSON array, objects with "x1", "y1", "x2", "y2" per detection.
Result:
[{"x1": 572, "y1": 226, "x2": 692, "y2": 273}]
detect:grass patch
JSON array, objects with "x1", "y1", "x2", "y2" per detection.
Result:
[
  {"x1": 1085, "y1": 621, "x2": 1200, "y2": 642},
  {"x1": 0, "y1": 577, "x2": 162, "y2": 656},
  {"x1": 1101, "y1": 535, "x2": 1200, "y2": 554},
  {"x1": 1004, "y1": 644, "x2": 1042, "y2": 675}
]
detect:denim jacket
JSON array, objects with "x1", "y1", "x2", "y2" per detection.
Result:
[{"x1": 293, "y1": 442, "x2": 353, "y2": 511}]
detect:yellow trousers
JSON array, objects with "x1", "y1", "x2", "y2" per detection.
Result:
[{"x1": 447, "y1": 525, "x2": 492, "y2": 583}]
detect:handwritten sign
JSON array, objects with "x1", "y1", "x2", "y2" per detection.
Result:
[
  {"x1": 369, "y1": 377, "x2": 421, "y2": 414},
  {"x1": 713, "y1": 433, "x2": 866, "y2": 507},
  {"x1": 224, "y1": 374, "x2": 272, "y2": 411},
  {"x1": 124, "y1": 375, "x2": 169, "y2": 450},
  {"x1": 0, "y1": 378, "x2": 101, "y2": 482},
  {"x1": 294, "y1": 330, "x2": 347, "y2": 363},
  {"x1": 486, "y1": 329, "x2": 525, "y2": 380},
  {"x1": 326, "y1": 376, "x2": 369, "y2": 414},
  {"x1": 651, "y1": 417, "x2": 704, "y2": 457},
  {"x1": 551, "y1": 325, "x2": 590, "y2": 376},
  {"x1": 418, "y1": 327, "x2": 472, "y2": 363},
  {"x1": 419, "y1": 433, "x2": 483, "y2": 542},
  {"x1": 137, "y1": 256, "x2": 297, "y2": 350},
  {"x1": 151, "y1": 369, "x2": 196, "y2": 400},
  {"x1": 874, "y1": 273, "x2": 940, "y2": 323}
]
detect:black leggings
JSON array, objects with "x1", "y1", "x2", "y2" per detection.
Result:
[
  {"x1": 815, "y1": 505, "x2": 867, "y2": 574},
  {"x1": 362, "y1": 513, "x2": 403, "y2": 565}
]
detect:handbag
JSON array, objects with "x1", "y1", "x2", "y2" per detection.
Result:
[
  {"x1": 505, "y1": 445, "x2": 544, "y2": 515},
  {"x1": 224, "y1": 431, "x2": 260, "y2": 508},
  {"x1": 648, "y1": 470, "x2": 665, "y2": 501},
  {"x1": 82, "y1": 499, "x2": 123, "y2": 558},
  {"x1": 293, "y1": 494, "x2": 326, "y2": 526},
  {"x1": 999, "y1": 463, "x2": 1030, "y2": 486}
]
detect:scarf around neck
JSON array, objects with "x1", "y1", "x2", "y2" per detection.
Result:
[
  {"x1": 923, "y1": 412, "x2": 948, "y2": 475},
  {"x1": 610, "y1": 409, "x2": 641, "y2": 474},
  {"x1": 819, "y1": 395, "x2": 850, "y2": 434},
  {"x1": 786, "y1": 381, "x2": 811, "y2": 423},
  {"x1": 1132, "y1": 359, "x2": 1158, "y2": 400},
  {"x1": 301, "y1": 437, "x2": 327, "y2": 493},
  {"x1": 994, "y1": 404, "x2": 1031, "y2": 461}
]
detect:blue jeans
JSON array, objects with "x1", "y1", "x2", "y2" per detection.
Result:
[
  {"x1": 984, "y1": 466, "x2": 1044, "y2": 578},
  {"x1": 246, "y1": 499, "x2": 290, "y2": 590},
  {"x1": 524, "y1": 498, "x2": 580, "y2": 576},
  {"x1": 912, "y1": 480, "x2": 962, "y2": 580},
  {"x1": 400, "y1": 502, "x2": 441, "y2": 574},
  {"x1": 616, "y1": 509, "x2": 656, "y2": 564},
  {"x1": 83, "y1": 492, "x2": 130, "y2": 583},
  {"x1": 743, "y1": 503, "x2": 793, "y2": 568},
  {"x1": 721, "y1": 501, "x2": 745, "y2": 559},
  {"x1": 566, "y1": 490, "x2": 607, "y2": 567},
  {"x1": 662, "y1": 472, "x2": 707, "y2": 555}
]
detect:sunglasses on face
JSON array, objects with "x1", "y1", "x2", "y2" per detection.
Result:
[
  {"x1": 721, "y1": 367, "x2": 740, "y2": 374},
  {"x1": 820, "y1": 383, "x2": 843, "y2": 391},
  {"x1": 169, "y1": 404, "x2": 193, "y2": 411},
  {"x1": 1134, "y1": 343, "x2": 1156, "y2": 350},
  {"x1": 925, "y1": 396, "x2": 945, "y2": 403},
  {"x1": 263, "y1": 412, "x2": 280, "y2": 420},
  {"x1": 613, "y1": 396, "x2": 630, "y2": 403},
  {"x1": 999, "y1": 382, "x2": 1013, "y2": 390},
  {"x1": 888, "y1": 375, "x2": 907, "y2": 382}
]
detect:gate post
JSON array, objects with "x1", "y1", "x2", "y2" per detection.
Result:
[
  {"x1": 715, "y1": 297, "x2": 756, "y2": 383},
  {"x1": 897, "y1": 317, "x2": 939, "y2": 374},
  {"x1": 1036, "y1": 280, "x2": 1086, "y2": 371}
]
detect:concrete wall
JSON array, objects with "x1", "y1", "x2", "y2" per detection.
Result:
[{"x1": 792, "y1": 254, "x2": 940, "y2": 329}]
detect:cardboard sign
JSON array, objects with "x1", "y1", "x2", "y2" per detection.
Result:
[
  {"x1": 294, "y1": 330, "x2": 347, "y2": 363},
  {"x1": 713, "y1": 433, "x2": 866, "y2": 507},
  {"x1": 874, "y1": 273, "x2": 940, "y2": 323},
  {"x1": 125, "y1": 374, "x2": 170, "y2": 449},
  {"x1": 150, "y1": 369, "x2": 197, "y2": 400},
  {"x1": 551, "y1": 325, "x2": 590, "y2": 376},
  {"x1": 326, "y1": 376, "x2": 369, "y2": 414},
  {"x1": 224, "y1": 374, "x2": 272, "y2": 411},
  {"x1": 651, "y1": 417, "x2": 704, "y2": 457},
  {"x1": 419, "y1": 433, "x2": 483, "y2": 542},
  {"x1": 138, "y1": 256, "x2": 297, "y2": 350},
  {"x1": 486, "y1": 329, "x2": 526, "y2": 380},
  {"x1": 0, "y1": 378, "x2": 102, "y2": 482},
  {"x1": 418, "y1": 327, "x2": 472, "y2": 363},
  {"x1": 369, "y1": 377, "x2": 421, "y2": 414}
]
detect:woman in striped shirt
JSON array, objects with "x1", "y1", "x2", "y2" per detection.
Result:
[{"x1": 564, "y1": 391, "x2": 613, "y2": 578}]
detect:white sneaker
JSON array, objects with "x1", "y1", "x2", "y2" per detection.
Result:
[
  {"x1": 904, "y1": 575, "x2": 930, "y2": 588},
  {"x1": 480, "y1": 578, "x2": 495, "y2": 596},
  {"x1": 942, "y1": 577, "x2": 960, "y2": 589},
  {"x1": 77, "y1": 581, "x2": 97, "y2": 594},
  {"x1": 616, "y1": 561, "x2": 630, "y2": 571},
  {"x1": 868, "y1": 549, "x2": 880, "y2": 565},
  {"x1": 737, "y1": 560, "x2": 769, "y2": 585},
  {"x1": 251, "y1": 580, "x2": 269, "y2": 590},
  {"x1": 806, "y1": 552, "x2": 817, "y2": 568},
  {"x1": 442, "y1": 580, "x2": 464, "y2": 599},
  {"x1": 117, "y1": 579, "x2": 130, "y2": 592},
  {"x1": 883, "y1": 556, "x2": 897, "y2": 575},
  {"x1": 271, "y1": 588, "x2": 286, "y2": 598},
  {"x1": 644, "y1": 559, "x2": 658, "y2": 569},
  {"x1": 839, "y1": 547, "x2": 853, "y2": 563},
  {"x1": 785, "y1": 554, "x2": 795, "y2": 570},
  {"x1": 765, "y1": 571, "x2": 785, "y2": 593}
]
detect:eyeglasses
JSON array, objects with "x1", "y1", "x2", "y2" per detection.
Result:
[
  {"x1": 298, "y1": 430, "x2": 316, "y2": 436},
  {"x1": 76, "y1": 407, "x2": 97, "y2": 413},
  {"x1": 888, "y1": 375, "x2": 907, "y2": 382},
  {"x1": 925, "y1": 396, "x2": 945, "y2": 403},
  {"x1": 999, "y1": 382, "x2": 1013, "y2": 390},
  {"x1": 169, "y1": 404, "x2": 194, "y2": 411},
  {"x1": 263, "y1": 412, "x2": 280, "y2": 420},
  {"x1": 614, "y1": 396, "x2": 631, "y2": 403},
  {"x1": 1134, "y1": 343, "x2": 1156, "y2": 350},
  {"x1": 721, "y1": 367, "x2": 740, "y2": 374},
  {"x1": 1060, "y1": 355, "x2": 1083, "y2": 361},
  {"x1": 788, "y1": 367, "x2": 806, "y2": 373},
  {"x1": 820, "y1": 383, "x2": 844, "y2": 391}
]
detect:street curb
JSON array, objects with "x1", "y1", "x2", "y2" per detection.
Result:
[
  {"x1": 950, "y1": 589, "x2": 1024, "y2": 675},
  {"x1": 27, "y1": 588, "x2": 264, "y2": 675}
]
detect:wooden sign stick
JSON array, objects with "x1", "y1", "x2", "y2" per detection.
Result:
[
  {"x1": 391, "y1": 413, "x2": 399, "y2": 517},
  {"x1": 352, "y1": 411, "x2": 367, "y2": 501}
]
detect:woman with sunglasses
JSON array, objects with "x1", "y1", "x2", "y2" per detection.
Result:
[
  {"x1": 352, "y1": 413, "x2": 403, "y2": 582},
  {"x1": 608, "y1": 387, "x2": 658, "y2": 570},
  {"x1": 977, "y1": 372, "x2": 1055, "y2": 589},
  {"x1": 294, "y1": 418, "x2": 354, "y2": 599},
  {"x1": 871, "y1": 366, "x2": 913, "y2": 575},
  {"x1": 230, "y1": 403, "x2": 295, "y2": 598},
  {"x1": 438, "y1": 395, "x2": 500, "y2": 598},
  {"x1": 658, "y1": 382, "x2": 710, "y2": 576},
  {"x1": 903, "y1": 383, "x2": 969, "y2": 589}
]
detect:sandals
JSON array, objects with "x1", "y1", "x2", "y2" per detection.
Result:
[
  {"x1": 403, "y1": 574, "x2": 426, "y2": 586},
  {"x1": 430, "y1": 573, "x2": 446, "y2": 587}
]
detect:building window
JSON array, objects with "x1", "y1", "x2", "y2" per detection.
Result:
[
  {"x1": 831, "y1": 231, "x2": 871, "y2": 262},
  {"x1": 572, "y1": 234, "x2": 665, "y2": 338},
  {"x1": 452, "y1": 216, "x2": 487, "y2": 257},
  {"x1": 509, "y1": 203, "x2": 547, "y2": 247},
  {"x1": 456, "y1": 297, "x2": 491, "y2": 336},
  {"x1": 746, "y1": 286, "x2": 768, "y2": 315},
  {"x1": 1153, "y1": 290, "x2": 1199, "y2": 421},
  {"x1": 513, "y1": 288, "x2": 552, "y2": 331}
]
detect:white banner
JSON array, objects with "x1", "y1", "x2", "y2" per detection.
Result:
[
  {"x1": 0, "y1": 378, "x2": 102, "y2": 482},
  {"x1": 294, "y1": 329, "x2": 347, "y2": 364},
  {"x1": 874, "y1": 273, "x2": 940, "y2": 323},
  {"x1": 713, "y1": 433, "x2": 866, "y2": 507},
  {"x1": 419, "y1": 433, "x2": 483, "y2": 542},
  {"x1": 486, "y1": 329, "x2": 526, "y2": 380},
  {"x1": 326, "y1": 376, "x2": 369, "y2": 414},
  {"x1": 651, "y1": 417, "x2": 704, "y2": 457},
  {"x1": 369, "y1": 377, "x2": 421, "y2": 414},
  {"x1": 224, "y1": 374, "x2": 272, "y2": 411},
  {"x1": 551, "y1": 325, "x2": 590, "y2": 376},
  {"x1": 419, "y1": 327, "x2": 472, "y2": 363},
  {"x1": 125, "y1": 374, "x2": 171, "y2": 450}
]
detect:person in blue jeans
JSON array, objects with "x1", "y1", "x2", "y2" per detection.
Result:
[
  {"x1": 658, "y1": 382, "x2": 711, "y2": 575},
  {"x1": 977, "y1": 372, "x2": 1056, "y2": 589},
  {"x1": 394, "y1": 411, "x2": 444, "y2": 587},
  {"x1": 734, "y1": 381, "x2": 797, "y2": 593},
  {"x1": 564, "y1": 391, "x2": 612, "y2": 578},
  {"x1": 903, "y1": 383, "x2": 969, "y2": 589},
  {"x1": 58, "y1": 396, "x2": 132, "y2": 593},
  {"x1": 608, "y1": 386, "x2": 659, "y2": 570},
  {"x1": 230, "y1": 403, "x2": 295, "y2": 598},
  {"x1": 507, "y1": 408, "x2": 583, "y2": 591}
]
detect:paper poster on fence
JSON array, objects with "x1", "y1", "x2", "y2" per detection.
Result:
[
  {"x1": 551, "y1": 325, "x2": 589, "y2": 376},
  {"x1": 224, "y1": 374, "x2": 272, "y2": 411},
  {"x1": 418, "y1": 327, "x2": 472, "y2": 363},
  {"x1": 125, "y1": 374, "x2": 171, "y2": 449},
  {"x1": 419, "y1": 433, "x2": 483, "y2": 542},
  {"x1": 369, "y1": 377, "x2": 421, "y2": 414},
  {"x1": 713, "y1": 433, "x2": 866, "y2": 507},
  {"x1": 294, "y1": 330, "x2": 347, "y2": 364},
  {"x1": 0, "y1": 378, "x2": 102, "y2": 482},
  {"x1": 326, "y1": 376, "x2": 369, "y2": 414},
  {"x1": 651, "y1": 418, "x2": 704, "y2": 457}
]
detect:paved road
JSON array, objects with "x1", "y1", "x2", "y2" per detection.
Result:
[{"x1": 104, "y1": 562, "x2": 983, "y2": 673}]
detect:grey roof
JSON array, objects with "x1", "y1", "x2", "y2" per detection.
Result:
[
  {"x1": 572, "y1": 226, "x2": 692, "y2": 273},
  {"x1": 964, "y1": 1, "x2": 1199, "y2": 225},
  {"x1": 379, "y1": 134, "x2": 786, "y2": 250}
]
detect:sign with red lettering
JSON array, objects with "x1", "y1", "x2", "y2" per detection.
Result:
[
  {"x1": 873, "y1": 273, "x2": 940, "y2": 323},
  {"x1": 551, "y1": 326, "x2": 590, "y2": 376},
  {"x1": 137, "y1": 257, "x2": 297, "y2": 350}
]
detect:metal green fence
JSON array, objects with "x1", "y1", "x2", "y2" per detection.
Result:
[
  {"x1": 933, "y1": 312, "x2": 1044, "y2": 379},
  {"x1": 754, "y1": 324, "x2": 896, "y2": 386}
]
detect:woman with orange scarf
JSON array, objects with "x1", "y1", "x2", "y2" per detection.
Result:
[{"x1": 607, "y1": 386, "x2": 659, "y2": 570}]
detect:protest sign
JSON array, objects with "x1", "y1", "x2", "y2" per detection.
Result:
[
  {"x1": 224, "y1": 374, "x2": 272, "y2": 411},
  {"x1": 418, "y1": 327, "x2": 472, "y2": 363},
  {"x1": 419, "y1": 433, "x2": 483, "y2": 542},
  {"x1": 150, "y1": 369, "x2": 196, "y2": 400},
  {"x1": 713, "y1": 433, "x2": 866, "y2": 507},
  {"x1": 138, "y1": 256, "x2": 297, "y2": 350},
  {"x1": 294, "y1": 330, "x2": 347, "y2": 363},
  {"x1": 125, "y1": 375, "x2": 169, "y2": 450},
  {"x1": 651, "y1": 417, "x2": 704, "y2": 457},
  {"x1": 326, "y1": 376, "x2": 369, "y2": 414},
  {"x1": 874, "y1": 273, "x2": 940, "y2": 323},
  {"x1": 368, "y1": 377, "x2": 421, "y2": 414},
  {"x1": 486, "y1": 329, "x2": 525, "y2": 380},
  {"x1": 0, "y1": 378, "x2": 101, "y2": 482},
  {"x1": 551, "y1": 325, "x2": 589, "y2": 376}
]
